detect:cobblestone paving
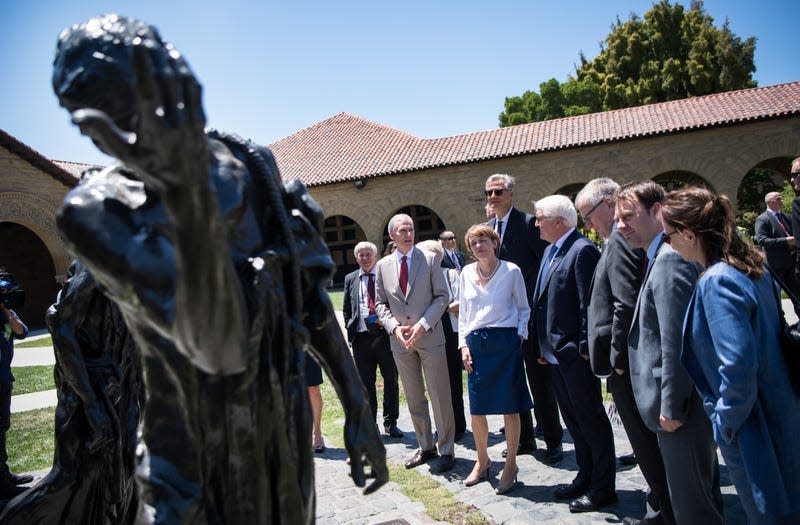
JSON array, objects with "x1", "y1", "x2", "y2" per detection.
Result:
[{"x1": 316, "y1": 399, "x2": 747, "y2": 524}]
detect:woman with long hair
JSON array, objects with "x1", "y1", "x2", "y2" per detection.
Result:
[
  {"x1": 661, "y1": 187, "x2": 800, "y2": 524},
  {"x1": 458, "y1": 224, "x2": 532, "y2": 495}
]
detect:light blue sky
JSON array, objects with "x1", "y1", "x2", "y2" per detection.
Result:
[{"x1": 2, "y1": 0, "x2": 798, "y2": 166}]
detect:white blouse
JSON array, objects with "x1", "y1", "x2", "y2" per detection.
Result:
[{"x1": 457, "y1": 260, "x2": 530, "y2": 348}]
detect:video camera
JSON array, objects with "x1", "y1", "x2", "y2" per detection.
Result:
[{"x1": 0, "y1": 271, "x2": 25, "y2": 310}]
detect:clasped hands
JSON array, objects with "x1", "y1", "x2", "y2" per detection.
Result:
[{"x1": 394, "y1": 323, "x2": 425, "y2": 349}]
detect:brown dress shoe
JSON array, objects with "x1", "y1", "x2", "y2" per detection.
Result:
[{"x1": 404, "y1": 448, "x2": 438, "y2": 469}]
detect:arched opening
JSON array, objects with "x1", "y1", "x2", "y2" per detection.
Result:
[
  {"x1": 322, "y1": 215, "x2": 366, "y2": 288},
  {"x1": 382, "y1": 205, "x2": 445, "y2": 253},
  {"x1": 736, "y1": 157, "x2": 797, "y2": 239},
  {"x1": 651, "y1": 170, "x2": 713, "y2": 192},
  {"x1": 0, "y1": 222, "x2": 58, "y2": 329},
  {"x1": 553, "y1": 183, "x2": 587, "y2": 200},
  {"x1": 552, "y1": 182, "x2": 602, "y2": 244}
]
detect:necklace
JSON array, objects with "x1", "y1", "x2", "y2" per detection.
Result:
[{"x1": 476, "y1": 259, "x2": 500, "y2": 283}]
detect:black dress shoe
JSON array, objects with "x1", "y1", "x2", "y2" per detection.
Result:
[
  {"x1": 431, "y1": 454, "x2": 455, "y2": 473},
  {"x1": 568, "y1": 491, "x2": 619, "y2": 513},
  {"x1": 8, "y1": 473, "x2": 33, "y2": 485},
  {"x1": 540, "y1": 445, "x2": 563, "y2": 464},
  {"x1": 384, "y1": 424, "x2": 404, "y2": 438},
  {"x1": 554, "y1": 479, "x2": 590, "y2": 500},
  {"x1": 404, "y1": 448, "x2": 438, "y2": 469},
  {"x1": 618, "y1": 453, "x2": 637, "y2": 466},
  {"x1": 501, "y1": 441, "x2": 536, "y2": 458}
]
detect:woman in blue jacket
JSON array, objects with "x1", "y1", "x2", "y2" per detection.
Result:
[{"x1": 661, "y1": 187, "x2": 800, "y2": 525}]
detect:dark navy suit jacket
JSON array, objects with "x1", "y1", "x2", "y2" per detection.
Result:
[{"x1": 532, "y1": 229, "x2": 600, "y2": 363}]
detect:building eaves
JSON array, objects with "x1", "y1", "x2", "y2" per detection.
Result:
[
  {"x1": 269, "y1": 81, "x2": 800, "y2": 187},
  {"x1": 0, "y1": 129, "x2": 81, "y2": 188}
]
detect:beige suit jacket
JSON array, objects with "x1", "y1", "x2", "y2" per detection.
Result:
[{"x1": 375, "y1": 248, "x2": 448, "y2": 350}]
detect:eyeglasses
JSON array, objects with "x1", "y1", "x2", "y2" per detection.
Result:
[
  {"x1": 484, "y1": 189, "x2": 506, "y2": 197},
  {"x1": 663, "y1": 229, "x2": 679, "y2": 245},
  {"x1": 535, "y1": 215, "x2": 555, "y2": 224},
  {"x1": 582, "y1": 199, "x2": 606, "y2": 222},
  {"x1": 440, "y1": 236, "x2": 455, "y2": 241}
]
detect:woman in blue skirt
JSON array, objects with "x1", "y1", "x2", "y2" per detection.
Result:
[{"x1": 458, "y1": 224, "x2": 532, "y2": 494}]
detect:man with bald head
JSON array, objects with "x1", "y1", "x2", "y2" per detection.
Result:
[{"x1": 755, "y1": 188, "x2": 800, "y2": 310}]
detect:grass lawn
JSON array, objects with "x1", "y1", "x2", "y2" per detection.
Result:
[
  {"x1": 13, "y1": 365, "x2": 55, "y2": 395},
  {"x1": 327, "y1": 290, "x2": 343, "y2": 312},
  {"x1": 15, "y1": 336, "x2": 53, "y2": 348},
  {"x1": 8, "y1": 407, "x2": 55, "y2": 474}
]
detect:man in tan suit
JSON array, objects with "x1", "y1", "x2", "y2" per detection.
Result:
[{"x1": 375, "y1": 214, "x2": 456, "y2": 473}]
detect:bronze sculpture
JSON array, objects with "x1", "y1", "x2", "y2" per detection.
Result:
[
  {"x1": 0, "y1": 261, "x2": 144, "y2": 524},
  {"x1": 49, "y1": 14, "x2": 387, "y2": 524}
]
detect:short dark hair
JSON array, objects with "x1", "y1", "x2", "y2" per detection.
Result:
[{"x1": 615, "y1": 180, "x2": 666, "y2": 212}]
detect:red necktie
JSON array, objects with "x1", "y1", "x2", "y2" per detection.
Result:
[
  {"x1": 399, "y1": 255, "x2": 408, "y2": 294},
  {"x1": 367, "y1": 273, "x2": 376, "y2": 315},
  {"x1": 777, "y1": 213, "x2": 790, "y2": 234}
]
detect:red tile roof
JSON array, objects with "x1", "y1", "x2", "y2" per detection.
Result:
[
  {"x1": 270, "y1": 81, "x2": 800, "y2": 187},
  {"x1": 52, "y1": 160, "x2": 99, "y2": 180},
  {"x1": 0, "y1": 129, "x2": 80, "y2": 187}
]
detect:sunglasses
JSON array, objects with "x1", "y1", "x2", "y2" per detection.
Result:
[
  {"x1": 484, "y1": 189, "x2": 506, "y2": 197},
  {"x1": 663, "y1": 229, "x2": 679, "y2": 245},
  {"x1": 440, "y1": 236, "x2": 456, "y2": 241}
]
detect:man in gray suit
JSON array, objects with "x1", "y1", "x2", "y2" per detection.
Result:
[
  {"x1": 577, "y1": 178, "x2": 673, "y2": 525},
  {"x1": 755, "y1": 191, "x2": 800, "y2": 312},
  {"x1": 615, "y1": 181, "x2": 723, "y2": 525},
  {"x1": 375, "y1": 214, "x2": 456, "y2": 473}
]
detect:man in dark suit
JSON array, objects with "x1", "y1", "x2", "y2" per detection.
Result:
[
  {"x1": 531, "y1": 194, "x2": 616, "y2": 513},
  {"x1": 576, "y1": 179, "x2": 673, "y2": 525},
  {"x1": 343, "y1": 241, "x2": 403, "y2": 439},
  {"x1": 789, "y1": 158, "x2": 800, "y2": 272},
  {"x1": 375, "y1": 214, "x2": 456, "y2": 473},
  {"x1": 485, "y1": 173, "x2": 563, "y2": 463},
  {"x1": 439, "y1": 231, "x2": 466, "y2": 271},
  {"x1": 437, "y1": 232, "x2": 467, "y2": 440},
  {"x1": 755, "y1": 191, "x2": 800, "y2": 311},
  {"x1": 616, "y1": 181, "x2": 723, "y2": 525}
]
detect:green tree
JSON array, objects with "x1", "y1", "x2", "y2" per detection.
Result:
[{"x1": 499, "y1": 0, "x2": 756, "y2": 126}]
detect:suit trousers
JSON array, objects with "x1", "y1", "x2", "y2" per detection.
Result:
[
  {"x1": 608, "y1": 372, "x2": 674, "y2": 525},
  {"x1": 443, "y1": 326, "x2": 466, "y2": 436},
  {"x1": 391, "y1": 343, "x2": 455, "y2": 456},
  {"x1": 520, "y1": 337, "x2": 562, "y2": 449},
  {"x1": 657, "y1": 420, "x2": 724, "y2": 525},
  {"x1": 352, "y1": 330, "x2": 399, "y2": 426},
  {"x1": 550, "y1": 356, "x2": 615, "y2": 494}
]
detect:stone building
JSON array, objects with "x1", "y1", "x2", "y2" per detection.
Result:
[{"x1": 3, "y1": 81, "x2": 800, "y2": 325}]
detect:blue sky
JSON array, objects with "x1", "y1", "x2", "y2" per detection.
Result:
[{"x1": 2, "y1": 0, "x2": 798, "y2": 166}]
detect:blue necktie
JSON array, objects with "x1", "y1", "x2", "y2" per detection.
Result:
[{"x1": 537, "y1": 245, "x2": 557, "y2": 297}]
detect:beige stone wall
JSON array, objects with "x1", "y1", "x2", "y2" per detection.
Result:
[
  {"x1": 0, "y1": 146, "x2": 72, "y2": 280},
  {"x1": 2, "y1": 115, "x2": 799, "y2": 285},
  {"x1": 309, "y1": 117, "x2": 800, "y2": 248}
]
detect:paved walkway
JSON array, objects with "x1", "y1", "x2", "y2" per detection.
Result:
[{"x1": 11, "y1": 309, "x2": 760, "y2": 524}]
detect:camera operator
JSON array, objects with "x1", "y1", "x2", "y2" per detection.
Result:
[{"x1": 0, "y1": 270, "x2": 31, "y2": 500}]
